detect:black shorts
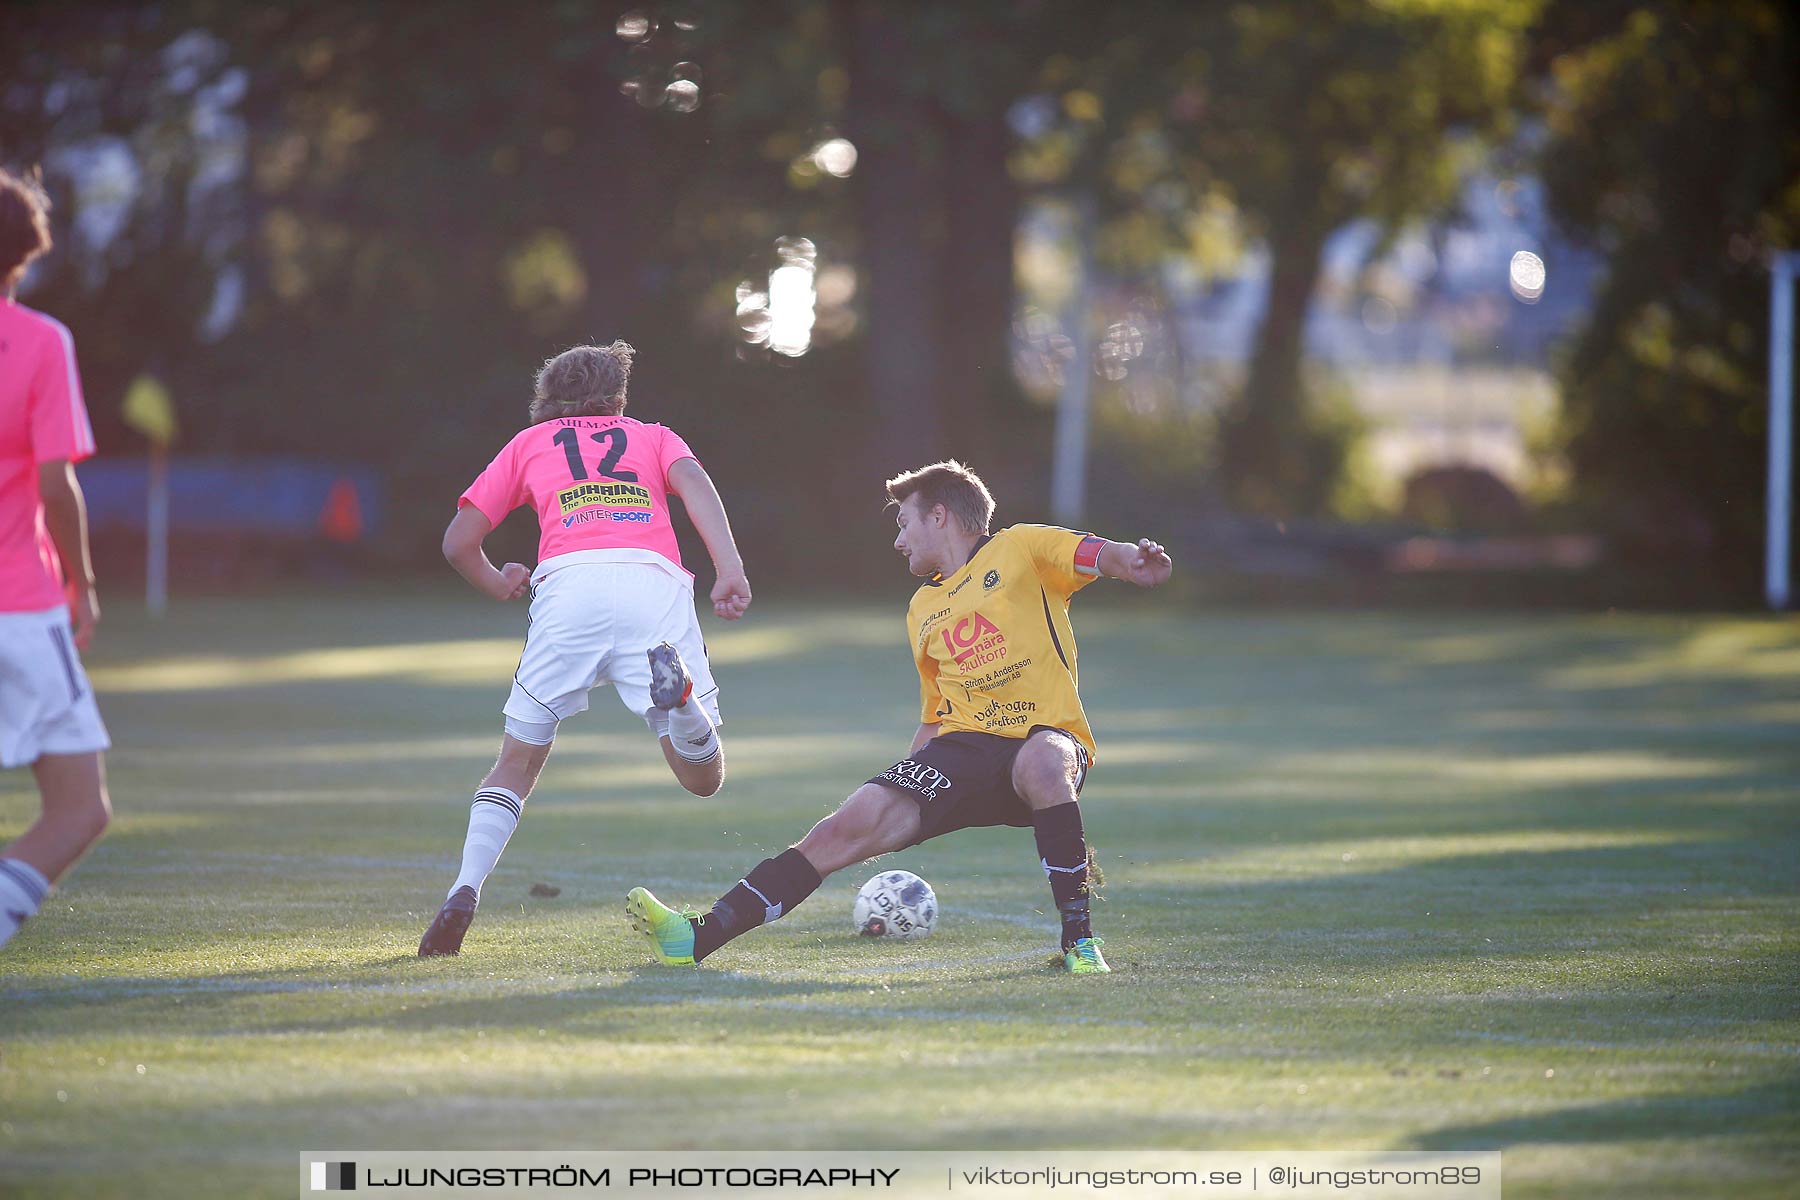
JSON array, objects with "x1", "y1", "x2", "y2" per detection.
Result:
[{"x1": 866, "y1": 726, "x2": 1090, "y2": 846}]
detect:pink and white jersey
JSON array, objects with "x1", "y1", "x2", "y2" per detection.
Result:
[
  {"x1": 459, "y1": 415, "x2": 698, "y2": 577},
  {"x1": 0, "y1": 300, "x2": 97, "y2": 613}
]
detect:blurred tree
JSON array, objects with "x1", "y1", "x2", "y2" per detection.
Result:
[
  {"x1": 1172, "y1": 0, "x2": 1538, "y2": 517},
  {"x1": 1528, "y1": 0, "x2": 1800, "y2": 592},
  {"x1": 29, "y1": 0, "x2": 1714, "y2": 587},
  {"x1": 4, "y1": 0, "x2": 775, "y2": 555},
  {"x1": 1001, "y1": 1, "x2": 1535, "y2": 518},
  {"x1": 0, "y1": 3, "x2": 237, "y2": 443},
  {"x1": 7, "y1": 1, "x2": 1016, "y2": 568},
  {"x1": 844, "y1": 1, "x2": 946, "y2": 470},
  {"x1": 838, "y1": 0, "x2": 1051, "y2": 476}
]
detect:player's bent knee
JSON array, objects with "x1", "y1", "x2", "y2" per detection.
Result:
[
  {"x1": 86, "y1": 792, "x2": 112, "y2": 839},
  {"x1": 661, "y1": 736, "x2": 724, "y2": 795},
  {"x1": 1012, "y1": 733, "x2": 1080, "y2": 807},
  {"x1": 35, "y1": 755, "x2": 110, "y2": 833}
]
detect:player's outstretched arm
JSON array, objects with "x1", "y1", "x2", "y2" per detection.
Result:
[
  {"x1": 668, "y1": 457, "x2": 751, "y2": 621},
  {"x1": 1096, "y1": 537, "x2": 1173, "y2": 589},
  {"x1": 441, "y1": 506, "x2": 529, "y2": 601},
  {"x1": 39, "y1": 459, "x2": 100, "y2": 648}
]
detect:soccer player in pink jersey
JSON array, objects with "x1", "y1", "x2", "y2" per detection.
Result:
[
  {"x1": 0, "y1": 167, "x2": 112, "y2": 953},
  {"x1": 418, "y1": 340, "x2": 752, "y2": 955}
]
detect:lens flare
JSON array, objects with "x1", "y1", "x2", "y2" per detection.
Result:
[
  {"x1": 767, "y1": 262, "x2": 816, "y2": 357},
  {"x1": 811, "y1": 138, "x2": 857, "y2": 178},
  {"x1": 1509, "y1": 250, "x2": 1546, "y2": 304}
]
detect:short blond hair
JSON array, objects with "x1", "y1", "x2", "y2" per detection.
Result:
[
  {"x1": 884, "y1": 459, "x2": 995, "y2": 535},
  {"x1": 530, "y1": 341, "x2": 634, "y2": 423}
]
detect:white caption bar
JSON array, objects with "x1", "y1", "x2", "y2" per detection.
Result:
[{"x1": 300, "y1": 1150, "x2": 1501, "y2": 1199}]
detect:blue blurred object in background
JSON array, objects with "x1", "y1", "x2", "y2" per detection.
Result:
[{"x1": 80, "y1": 459, "x2": 382, "y2": 541}]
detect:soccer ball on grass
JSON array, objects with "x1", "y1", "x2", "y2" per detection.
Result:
[{"x1": 853, "y1": 870, "x2": 937, "y2": 938}]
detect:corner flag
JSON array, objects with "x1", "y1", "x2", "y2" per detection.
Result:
[{"x1": 122, "y1": 375, "x2": 179, "y2": 447}]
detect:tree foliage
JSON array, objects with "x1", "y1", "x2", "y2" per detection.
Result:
[
  {"x1": 7, "y1": 0, "x2": 1792, "y2": 594},
  {"x1": 1004, "y1": 0, "x2": 1537, "y2": 516},
  {"x1": 1181, "y1": 0, "x2": 1536, "y2": 516},
  {"x1": 1530, "y1": 0, "x2": 1800, "y2": 588}
]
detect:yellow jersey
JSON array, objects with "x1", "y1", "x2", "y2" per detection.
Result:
[{"x1": 905, "y1": 524, "x2": 1107, "y2": 761}]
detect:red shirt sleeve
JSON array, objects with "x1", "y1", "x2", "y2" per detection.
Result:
[
  {"x1": 458, "y1": 434, "x2": 525, "y2": 527},
  {"x1": 31, "y1": 321, "x2": 96, "y2": 464}
]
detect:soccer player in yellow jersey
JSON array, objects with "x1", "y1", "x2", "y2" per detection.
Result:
[{"x1": 627, "y1": 459, "x2": 1171, "y2": 973}]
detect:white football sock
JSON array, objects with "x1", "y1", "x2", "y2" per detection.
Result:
[
  {"x1": 0, "y1": 858, "x2": 51, "y2": 951},
  {"x1": 665, "y1": 700, "x2": 720, "y2": 763},
  {"x1": 451, "y1": 787, "x2": 522, "y2": 899}
]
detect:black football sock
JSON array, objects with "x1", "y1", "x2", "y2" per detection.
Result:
[
  {"x1": 1033, "y1": 802, "x2": 1093, "y2": 950},
  {"x1": 691, "y1": 847, "x2": 823, "y2": 962}
]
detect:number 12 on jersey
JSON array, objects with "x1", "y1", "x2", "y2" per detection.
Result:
[{"x1": 552, "y1": 426, "x2": 638, "y2": 482}]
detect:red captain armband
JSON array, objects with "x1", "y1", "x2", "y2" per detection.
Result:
[{"x1": 1073, "y1": 535, "x2": 1106, "y2": 577}]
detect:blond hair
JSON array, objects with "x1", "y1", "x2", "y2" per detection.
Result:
[
  {"x1": 0, "y1": 166, "x2": 53, "y2": 292},
  {"x1": 530, "y1": 341, "x2": 634, "y2": 423},
  {"x1": 884, "y1": 459, "x2": 995, "y2": 535}
]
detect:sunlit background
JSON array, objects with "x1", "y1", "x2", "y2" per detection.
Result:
[{"x1": 2, "y1": 0, "x2": 1795, "y2": 603}]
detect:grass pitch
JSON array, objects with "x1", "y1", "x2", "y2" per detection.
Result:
[{"x1": 1, "y1": 593, "x2": 1796, "y2": 1199}]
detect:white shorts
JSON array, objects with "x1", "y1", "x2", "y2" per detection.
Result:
[
  {"x1": 504, "y1": 559, "x2": 721, "y2": 740},
  {"x1": 0, "y1": 605, "x2": 111, "y2": 769}
]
